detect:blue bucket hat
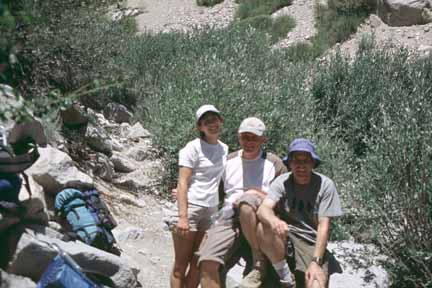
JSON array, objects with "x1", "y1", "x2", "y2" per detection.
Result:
[{"x1": 286, "y1": 138, "x2": 320, "y2": 167}]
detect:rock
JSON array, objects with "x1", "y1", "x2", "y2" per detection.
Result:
[
  {"x1": 8, "y1": 119, "x2": 48, "y2": 148},
  {"x1": 418, "y1": 44, "x2": 432, "y2": 51},
  {"x1": 60, "y1": 103, "x2": 88, "y2": 126},
  {"x1": 111, "y1": 151, "x2": 138, "y2": 173},
  {"x1": 103, "y1": 103, "x2": 133, "y2": 124},
  {"x1": 226, "y1": 241, "x2": 390, "y2": 288},
  {"x1": 1, "y1": 269, "x2": 36, "y2": 288},
  {"x1": 118, "y1": 194, "x2": 146, "y2": 207},
  {"x1": 47, "y1": 221, "x2": 63, "y2": 232},
  {"x1": 379, "y1": 0, "x2": 432, "y2": 26},
  {"x1": 92, "y1": 153, "x2": 115, "y2": 182},
  {"x1": 7, "y1": 231, "x2": 139, "y2": 288},
  {"x1": 20, "y1": 223, "x2": 67, "y2": 240},
  {"x1": 327, "y1": 241, "x2": 390, "y2": 288},
  {"x1": 20, "y1": 198, "x2": 49, "y2": 225},
  {"x1": 113, "y1": 160, "x2": 161, "y2": 192},
  {"x1": 126, "y1": 146, "x2": 151, "y2": 162},
  {"x1": 113, "y1": 226, "x2": 146, "y2": 241},
  {"x1": 111, "y1": 138, "x2": 124, "y2": 152},
  {"x1": 19, "y1": 176, "x2": 50, "y2": 221},
  {"x1": 126, "y1": 123, "x2": 151, "y2": 140},
  {"x1": 85, "y1": 125, "x2": 113, "y2": 156},
  {"x1": 26, "y1": 145, "x2": 94, "y2": 195}
]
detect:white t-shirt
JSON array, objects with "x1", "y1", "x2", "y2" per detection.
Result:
[
  {"x1": 179, "y1": 138, "x2": 228, "y2": 207},
  {"x1": 222, "y1": 150, "x2": 286, "y2": 204}
]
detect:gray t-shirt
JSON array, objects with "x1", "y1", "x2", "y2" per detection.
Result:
[{"x1": 267, "y1": 172, "x2": 343, "y2": 242}]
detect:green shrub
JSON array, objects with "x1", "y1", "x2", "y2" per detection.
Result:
[
  {"x1": 197, "y1": 0, "x2": 224, "y2": 7},
  {"x1": 117, "y1": 25, "x2": 318, "y2": 183},
  {"x1": 235, "y1": 0, "x2": 293, "y2": 19},
  {"x1": 234, "y1": 15, "x2": 295, "y2": 44},
  {"x1": 236, "y1": 15, "x2": 273, "y2": 31},
  {"x1": 270, "y1": 15, "x2": 295, "y2": 43},
  {"x1": 6, "y1": 0, "x2": 136, "y2": 109},
  {"x1": 311, "y1": 41, "x2": 432, "y2": 287}
]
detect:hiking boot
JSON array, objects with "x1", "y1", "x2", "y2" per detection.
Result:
[{"x1": 240, "y1": 268, "x2": 265, "y2": 288}]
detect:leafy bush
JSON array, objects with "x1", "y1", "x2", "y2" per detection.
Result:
[
  {"x1": 270, "y1": 15, "x2": 296, "y2": 43},
  {"x1": 311, "y1": 41, "x2": 432, "y2": 287},
  {"x1": 197, "y1": 0, "x2": 224, "y2": 7},
  {"x1": 234, "y1": 14, "x2": 295, "y2": 44},
  {"x1": 4, "y1": 0, "x2": 136, "y2": 110},
  {"x1": 236, "y1": 0, "x2": 293, "y2": 19},
  {"x1": 117, "y1": 25, "x2": 319, "y2": 183}
]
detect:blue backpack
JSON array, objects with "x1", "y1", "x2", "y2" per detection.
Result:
[{"x1": 54, "y1": 188, "x2": 118, "y2": 254}]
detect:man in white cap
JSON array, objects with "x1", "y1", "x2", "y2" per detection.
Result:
[{"x1": 198, "y1": 117, "x2": 287, "y2": 288}]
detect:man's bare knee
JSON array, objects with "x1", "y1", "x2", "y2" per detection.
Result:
[{"x1": 239, "y1": 203, "x2": 255, "y2": 216}]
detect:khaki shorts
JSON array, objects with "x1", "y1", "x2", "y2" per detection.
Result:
[
  {"x1": 165, "y1": 202, "x2": 218, "y2": 232},
  {"x1": 286, "y1": 232, "x2": 329, "y2": 275},
  {"x1": 197, "y1": 193, "x2": 263, "y2": 267}
]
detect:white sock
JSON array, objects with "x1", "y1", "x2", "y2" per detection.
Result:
[{"x1": 272, "y1": 260, "x2": 292, "y2": 282}]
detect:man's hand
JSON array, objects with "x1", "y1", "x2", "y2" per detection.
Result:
[
  {"x1": 305, "y1": 261, "x2": 326, "y2": 288},
  {"x1": 176, "y1": 216, "x2": 189, "y2": 237},
  {"x1": 271, "y1": 218, "x2": 289, "y2": 239}
]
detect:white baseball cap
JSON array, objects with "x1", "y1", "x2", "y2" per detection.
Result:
[
  {"x1": 195, "y1": 104, "x2": 220, "y2": 122},
  {"x1": 238, "y1": 117, "x2": 266, "y2": 136}
]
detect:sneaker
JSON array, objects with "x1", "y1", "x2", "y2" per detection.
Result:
[{"x1": 240, "y1": 268, "x2": 265, "y2": 288}]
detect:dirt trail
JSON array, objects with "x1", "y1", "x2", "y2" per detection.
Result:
[{"x1": 128, "y1": 0, "x2": 237, "y2": 33}]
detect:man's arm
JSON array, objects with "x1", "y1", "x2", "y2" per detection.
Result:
[
  {"x1": 257, "y1": 199, "x2": 289, "y2": 239},
  {"x1": 306, "y1": 217, "x2": 330, "y2": 288}
]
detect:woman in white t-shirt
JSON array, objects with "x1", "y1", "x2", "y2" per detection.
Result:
[{"x1": 169, "y1": 105, "x2": 228, "y2": 288}]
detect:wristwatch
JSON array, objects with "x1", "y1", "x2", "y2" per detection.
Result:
[{"x1": 310, "y1": 256, "x2": 323, "y2": 266}]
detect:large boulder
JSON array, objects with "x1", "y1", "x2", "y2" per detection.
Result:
[
  {"x1": 226, "y1": 241, "x2": 390, "y2": 288},
  {"x1": 60, "y1": 103, "x2": 88, "y2": 127},
  {"x1": 1, "y1": 269, "x2": 36, "y2": 288},
  {"x1": 110, "y1": 151, "x2": 138, "y2": 173},
  {"x1": 103, "y1": 103, "x2": 133, "y2": 124},
  {"x1": 19, "y1": 176, "x2": 50, "y2": 223},
  {"x1": 327, "y1": 241, "x2": 390, "y2": 288},
  {"x1": 26, "y1": 146, "x2": 94, "y2": 195},
  {"x1": 85, "y1": 125, "x2": 113, "y2": 156},
  {"x1": 7, "y1": 229, "x2": 139, "y2": 288},
  {"x1": 379, "y1": 0, "x2": 432, "y2": 26},
  {"x1": 92, "y1": 153, "x2": 115, "y2": 182}
]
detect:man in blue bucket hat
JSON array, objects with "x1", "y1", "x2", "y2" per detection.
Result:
[{"x1": 257, "y1": 138, "x2": 342, "y2": 288}]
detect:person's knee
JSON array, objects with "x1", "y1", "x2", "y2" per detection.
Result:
[
  {"x1": 199, "y1": 260, "x2": 220, "y2": 275},
  {"x1": 172, "y1": 259, "x2": 190, "y2": 278},
  {"x1": 239, "y1": 202, "x2": 255, "y2": 217}
]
